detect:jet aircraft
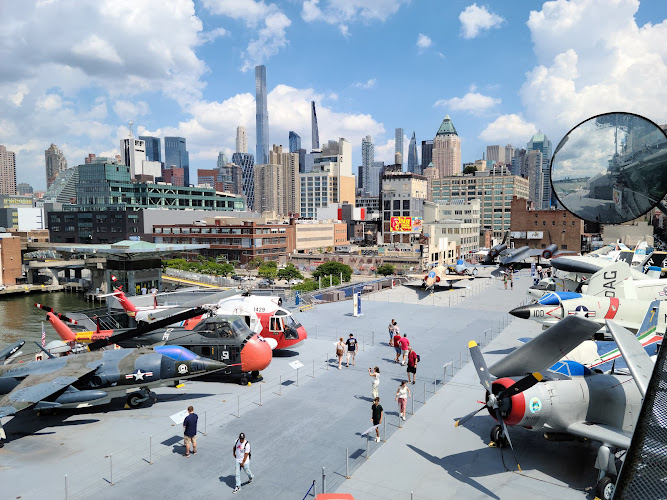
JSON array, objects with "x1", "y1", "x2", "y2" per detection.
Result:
[
  {"x1": 0, "y1": 335, "x2": 228, "y2": 446},
  {"x1": 455, "y1": 314, "x2": 651, "y2": 499},
  {"x1": 409, "y1": 264, "x2": 475, "y2": 291}
]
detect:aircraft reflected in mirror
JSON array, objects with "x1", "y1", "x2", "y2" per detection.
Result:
[{"x1": 551, "y1": 112, "x2": 667, "y2": 224}]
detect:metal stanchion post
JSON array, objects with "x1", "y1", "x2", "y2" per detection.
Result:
[
  {"x1": 346, "y1": 448, "x2": 350, "y2": 478},
  {"x1": 411, "y1": 394, "x2": 414, "y2": 415},
  {"x1": 383, "y1": 418, "x2": 387, "y2": 441},
  {"x1": 399, "y1": 414, "x2": 402, "y2": 428},
  {"x1": 459, "y1": 351, "x2": 462, "y2": 369},
  {"x1": 237, "y1": 394, "x2": 240, "y2": 417},
  {"x1": 322, "y1": 467, "x2": 326, "y2": 493},
  {"x1": 65, "y1": 475, "x2": 68, "y2": 500},
  {"x1": 366, "y1": 438, "x2": 370, "y2": 458},
  {"x1": 279, "y1": 374, "x2": 282, "y2": 395},
  {"x1": 149, "y1": 435, "x2": 153, "y2": 464},
  {"x1": 443, "y1": 366, "x2": 446, "y2": 386},
  {"x1": 109, "y1": 453, "x2": 114, "y2": 486},
  {"x1": 326, "y1": 353, "x2": 329, "y2": 371}
]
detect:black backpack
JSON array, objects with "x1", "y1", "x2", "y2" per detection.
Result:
[
  {"x1": 236, "y1": 439, "x2": 251, "y2": 459},
  {"x1": 416, "y1": 354, "x2": 421, "y2": 362}
]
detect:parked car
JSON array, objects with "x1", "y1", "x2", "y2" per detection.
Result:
[
  {"x1": 258, "y1": 278, "x2": 275, "y2": 286},
  {"x1": 231, "y1": 275, "x2": 244, "y2": 281},
  {"x1": 288, "y1": 279, "x2": 303, "y2": 285}
]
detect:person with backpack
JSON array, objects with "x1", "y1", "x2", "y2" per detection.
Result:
[
  {"x1": 232, "y1": 432, "x2": 254, "y2": 493},
  {"x1": 392, "y1": 330, "x2": 402, "y2": 363},
  {"x1": 406, "y1": 347, "x2": 419, "y2": 384}
]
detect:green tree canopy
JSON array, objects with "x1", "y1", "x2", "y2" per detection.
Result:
[
  {"x1": 277, "y1": 263, "x2": 303, "y2": 281},
  {"x1": 257, "y1": 263, "x2": 277, "y2": 279},
  {"x1": 376, "y1": 264, "x2": 396, "y2": 276},
  {"x1": 312, "y1": 261, "x2": 352, "y2": 282},
  {"x1": 292, "y1": 278, "x2": 319, "y2": 292},
  {"x1": 463, "y1": 165, "x2": 477, "y2": 175}
]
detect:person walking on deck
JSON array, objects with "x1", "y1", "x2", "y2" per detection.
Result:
[
  {"x1": 369, "y1": 366, "x2": 380, "y2": 399},
  {"x1": 395, "y1": 381, "x2": 411, "y2": 421},
  {"x1": 371, "y1": 397, "x2": 383, "y2": 442},
  {"x1": 336, "y1": 337, "x2": 345, "y2": 369},
  {"x1": 232, "y1": 432, "x2": 253, "y2": 493}
]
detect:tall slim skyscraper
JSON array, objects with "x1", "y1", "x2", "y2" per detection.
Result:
[
  {"x1": 164, "y1": 137, "x2": 190, "y2": 186},
  {"x1": 421, "y1": 140, "x2": 433, "y2": 172},
  {"x1": 527, "y1": 132, "x2": 553, "y2": 208},
  {"x1": 504, "y1": 144, "x2": 514, "y2": 166},
  {"x1": 432, "y1": 115, "x2": 461, "y2": 177},
  {"x1": 395, "y1": 128, "x2": 404, "y2": 170},
  {"x1": 0, "y1": 145, "x2": 16, "y2": 195},
  {"x1": 407, "y1": 132, "x2": 419, "y2": 174},
  {"x1": 361, "y1": 135, "x2": 374, "y2": 196},
  {"x1": 255, "y1": 65, "x2": 269, "y2": 165},
  {"x1": 45, "y1": 143, "x2": 68, "y2": 188},
  {"x1": 289, "y1": 131, "x2": 301, "y2": 153},
  {"x1": 486, "y1": 145, "x2": 505, "y2": 166},
  {"x1": 139, "y1": 136, "x2": 161, "y2": 163},
  {"x1": 217, "y1": 152, "x2": 228, "y2": 168},
  {"x1": 311, "y1": 101, "x2": 320, "y2": 150},
  {"x1": 232, "y1": 152, "x2": 255, "y2": 210},
  {"x1": 236, "y1": 126, "x2": 247, "y2": 153}
]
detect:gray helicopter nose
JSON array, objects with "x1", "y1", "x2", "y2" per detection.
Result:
[{"x1": 509, "y1": 305, "x2": 531, "y2": 320}]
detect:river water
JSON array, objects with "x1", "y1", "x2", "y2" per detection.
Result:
[{"x1": 0, "y1": 292, "x2": 92, "y2": 349}]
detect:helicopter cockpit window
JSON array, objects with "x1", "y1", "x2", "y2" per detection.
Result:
[
  {"x1": 231, "y1": 318, "x2": 252, "y2": 338},
  {"x1": 269, "y1": 317, "x2": 284, "y2": 332},
  {"x1": 214, "y1": 322, "x2": 234, "y2": 338},
  {"x1": 283, "y1": 315, "x2": 300, "y2": 330}
]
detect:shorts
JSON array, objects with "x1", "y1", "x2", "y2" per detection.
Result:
[
  {"x1": 398, "y1": 398, "x2": 406, "y2": 413},
  {"x1": 401, "y1": 349, "x2": 409, "y2": 357},
  {"x1": 184, "y1": 434, "x2": 196, "y2": 449},
  {"x1": 373, "y1": 419, "x2": 381, "y2": 426},
  {"x1": 394, "y1": 346, "x2": 401, "y2": 355},
  {"x1": 348, "y1": 349, "x2": 356, "y2": 356},
  {"x1": 407, "y1": 365, "x2": 416, "y2": 374}
]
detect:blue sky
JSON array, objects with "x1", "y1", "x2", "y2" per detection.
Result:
[{"x1": 1, "y1": 0, "x2": 665, "y2": 190}]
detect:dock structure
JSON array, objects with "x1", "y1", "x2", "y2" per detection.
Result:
[{"x1": 1, "y1": 270, "x2": 598, "y2": 499}]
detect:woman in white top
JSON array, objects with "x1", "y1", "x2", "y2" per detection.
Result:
[
  {"x1": 395, "y1": 380, "x2": 411, "y2": 421},
  {"x1": 369, "y1": 366, "x2": 380, "y2": 399},
  {"x1": 336, "y1": 337, "x2": 345, "y2": 369}
]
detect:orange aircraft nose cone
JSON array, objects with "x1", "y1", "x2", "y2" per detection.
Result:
[
  {"x1": 240, "y1": 334, "x2": 272, "y2": 372},
  {"x1": 297, "y1": 326, "x2": 307, "y2": 340}
]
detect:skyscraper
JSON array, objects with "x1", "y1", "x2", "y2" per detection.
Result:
[
  {"x1": 421, "y1": 140, "x2": 433, "y2": 172},
  {"x1": 486, "y1": 145, "x2": 505, "y2": 166},
  {"x1": 361, "y1": 135, "x2": 374, "y2": 196},
  {"x1": 236, "y1": 126, "x2": 247, "y2": 153},
  {"x1": 217, "y1": 152, "x2": 228, "y2": 169},
  {"x1": 45, "y1": 143, "x2": 68, "y2": 188},
  {"x1": 525, "y1": 149, "x2": 543, "y2": 206},
  {"x1": 289, "y1": 131, "x2": 301, "y2": 153},
  {"x1": 139, "y1": 136, "x2": 161, "y2": 163},
  {"x1": 164, "y1": 137, "x2": 190, "y2": 186},
  {"x1": 527, "y1": 132, "x2": 553, "y2": 209},
  {"x1": 232, "y1": 152, "x2": 255, "y2": 210},
  {"x1": 0, "y1": 145, "x2": 16, "y2": 195},
  {"x1": 511, "y1": 148, "x2": 526, "y2": 177},
  {"x1": 255, "y1": 65, "x2": 269, "y2": 165},
  {"x1": 120, "y1": 131, "x2": 146, "y2": 180},
  {"x1": 432, "y1": 115, "x2": 461, "y2": 178},
  {"x1": 311, "y1": 101, "x2": 320, "y2": 150},
  {"x1": 505, "y1": 144, "x2": 514, "y2": 166},
  {"x1": 407, "y1": 132, "x2": 419, "y2": 174},
  {"x1": 395, "y1": 128, "x2": 404, "y2": 170}
]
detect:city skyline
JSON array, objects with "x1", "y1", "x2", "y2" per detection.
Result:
[{"x1": 0, "y1": 0, "x2": 665, "y2": 189}]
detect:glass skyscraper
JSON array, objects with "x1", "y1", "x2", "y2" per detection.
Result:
[
  {"x1": 232, "y1": 152, "x2": 255, "y2": 210},
  {"x1": 527, "y1": 132, "x2": 553, "y2": 209},
  {"x1": 289, "y1": 131, "x2": 301, "y2": 153},
  {"x1": 395, "y1": 128, "x2": 404, "y2": 169},
  {"x1": 407, "y1": 132, "x2": 419, "y2": 174},
  {"x1": 139, "y1": 136, "x2": 161, "y2": 163},
  {"x1": 311, "y1": 101, "x2": 319, "y2": 150},
  {"x1": 255, "y1": 65, "x2": 269, "y2": 165},
  {"x1": 164, "y1": 137, "x2": 190, "y2": 186}
]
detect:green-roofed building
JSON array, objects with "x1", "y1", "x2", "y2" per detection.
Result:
[{"x1": 433, "y1": 114, "x2": 461, "y2": 178}]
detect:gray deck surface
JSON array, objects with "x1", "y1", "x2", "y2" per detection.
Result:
[{"x1": 0, "y1": 271, "x2": 600, "y2": 499}]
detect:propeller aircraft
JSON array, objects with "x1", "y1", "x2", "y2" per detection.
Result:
[
  {"x1": 409, "y1": 264, "x2": 475, "y2": 291},
  {"x1": 455, "y1": 314, "x2": 652, "y2": 500}
]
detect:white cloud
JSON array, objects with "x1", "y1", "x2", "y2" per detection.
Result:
[
  {"x1": 416, "y1": 33, "x2": 432, "y2": 49},
  {"x1": 301, "y1": 0, "x2": 410, "y2": 34},
  {"x1": 9, "y1": 84, "x2": 30, "y2": 107},
  {"x1": 202, "y1": 0, "x2": 291, "y2": 71},
  {"x1": 520, "y1": 0, "x2": 667, "y2": 139},
  {"x1": 479, "y1": 114, "x2": 538, "y2": 144},
  {"x1": 71, "y1": 35, "x2": 123, "y2": 65},
  {"x1": 435, "y1": 92, "x2": 500, "y2": 114},
  {"x1": 375, "y1": 138, "x2": 396, "y2": 165},
  {"x1": 354, "y1": 79, "x2": 376, "y2": 89},
  {"x1": 459, "y1": 3, "x2": 504, "y2": 39},
  {"x1": 197, "y1": 27, "x2": 229, "y2": 45},
  {"x1": 113, "y1": 100, "x2": 150, "y2": 120}
]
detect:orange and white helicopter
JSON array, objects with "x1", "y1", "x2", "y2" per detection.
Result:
[{"x1": 109, "y1": 288, "x2": 307, "y2": 351}]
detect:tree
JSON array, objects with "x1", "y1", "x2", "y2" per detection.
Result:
[
  {"x1": 292, "y1": 278, "x2": 319, "y2": 292},
  {"x1": 376, "y1": 264, "x2": 395, "y2": 276},
  {"x1": 246, "y1": 258, "x2": 262, "y2": 270},
  {"x1": 463, "y1": 165, "x2": 477, "y2": 175},
  {"x1": 257, "y1": 263, "x2": 277, "y2": 279},
  {"x1": 277, "y1": 263, "x2": 303, "y2": 281},
  {"x1": 312, "y1": 261, "x2": 352, "y2": 282}
]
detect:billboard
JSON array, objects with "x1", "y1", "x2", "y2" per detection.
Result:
[
  {"x1": 390, "y1": 216, "x2": 423, "y2": 233},
  {"x1": 510, "y1": 231, "x2": 526, "y2": 239},
  {"x1": 527, "y1": 231, "x2": 544, "y2": 240}
]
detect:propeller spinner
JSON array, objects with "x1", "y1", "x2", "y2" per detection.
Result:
[{"x1": 455, "y1": 340, "x2": 542, "y2": 472}]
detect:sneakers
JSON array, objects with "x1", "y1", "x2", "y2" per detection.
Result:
[
  {"x1": 233, "y1": 487, "x2": 240, "y2": 494},
  {"x1": 375, "y1": 436, "x2": 380, "y2": 442},
  {"x1": 338, "y1": 366, "x2": 342, "y2": 370},
  {"x1": 402, "y1": 415, "x2": 406, "y2": 421},
  {"x1": 249, "y1": 477, "x2": 253, "y2": 483}
]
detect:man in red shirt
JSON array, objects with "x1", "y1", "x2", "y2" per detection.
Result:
[
  {"x1": 393, "y1": 332, "x2": 402, "y2": 362},
  {"x1": 407, "y1": 346, "x2": 418, "y2": 384},
  {"x1": 398, "y1": 334, "x2": 410, "y2": 365}
]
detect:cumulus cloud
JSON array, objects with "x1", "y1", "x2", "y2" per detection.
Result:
[
  {"x1": 459, "y1": 3, "x2": 504, "y2": 39},
  {"x1": 301, "y1": 0, "x2": 409, "y2": 34},
  {"x1": 197, "y1": 27, "x2": 229, "y2": 44},
  {"x1": 520, "y1": 0, "x2": 667, "y2": 140},
  {"x1": 113, "y1": 100, "x2": 150, "y2": 120},
  {"x1": 416, "y1": 33, "x2": 432, "y2": 49},
  {"x1": 354, "y1": 79, "x2": 376, "y2": 89},
  {"x1": 435, "y1": 92, "x2": 500, "y2": 114},
  {"x1": 479, "y1": 114, "x2": 538, "y2": 144}
]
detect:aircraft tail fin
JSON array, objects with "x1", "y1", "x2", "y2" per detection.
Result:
[
  {"x1": 114, "y1": 289, "x2": 139, "y2": 316},
  {"x1": 46, "y1": 312, "x2": 77, "y2": 342},
  {"x1": 584, "y1": 261, "x2": 632, "y2": 299},
  {"x1": 0, "y1": 341, "x2": 24, "y2": 362},
  {"x1": 636, "y1": 300, "x2": 660, "y2": 340}
]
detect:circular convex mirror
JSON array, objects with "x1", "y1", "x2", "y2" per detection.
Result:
[{"x1": 551, "y1": 112, "x2": 667, "y2": 224}]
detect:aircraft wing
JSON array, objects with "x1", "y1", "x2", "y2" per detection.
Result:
[
  {"x1": 566, "y1": 421, "x2": 632, "y2": 449},
  {"x1": 143, "y1": 289, "x2": 238, "y2": 323},
  {"x1": 489, "y1": 315, "x2": 601, "y2": 377},
  {"x1": 606, "y1": 320, "x2": 654, "y2": 397},
  {"x1": 0, "y1": 362, "x2": 99, "y2": 417}
]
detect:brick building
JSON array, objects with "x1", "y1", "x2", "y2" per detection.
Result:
[{"x1": 509, "y1": 197, "x2": 584, "y2": 253}]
